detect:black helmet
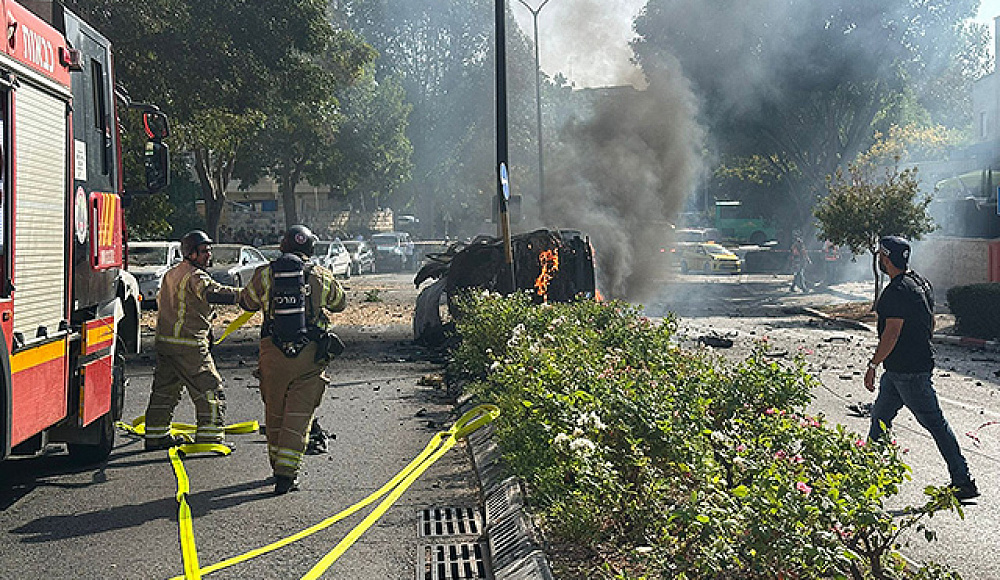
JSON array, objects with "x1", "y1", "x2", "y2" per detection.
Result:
[
  {"x1": 180, "y1": 230, "x2": 213, "y2": 257},
  {"x1": 280, "y1": 225, "x2": 318, "y2": 256}
]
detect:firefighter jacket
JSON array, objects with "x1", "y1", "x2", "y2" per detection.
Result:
[
  {"x1": 238, "y1": 260, "x2": 346, "y2": 332},
  {"x1": 155, "y1": 260, "x2": 242, "y2": 348}
]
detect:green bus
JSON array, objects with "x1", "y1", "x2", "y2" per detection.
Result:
[{"x1": 714, "y1": 201, "x2": 777, "y2": 245}]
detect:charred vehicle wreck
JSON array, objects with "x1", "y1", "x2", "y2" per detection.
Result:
[{"x1": 413, "y1": 229, "x2": 597, "y2": 345}]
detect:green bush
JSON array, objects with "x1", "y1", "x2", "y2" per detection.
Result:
[
  {"x1": 451, "y1": 291, "x2": 963, "y2": 580},
  {"x1": 946, "y1": 283, "x2": 1000, "y2": 339}
]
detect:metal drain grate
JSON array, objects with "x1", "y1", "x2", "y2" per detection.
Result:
[
  {"x1": 418, "y1": 507, "x2": 482, "y2": 537},
  {"x1": 418, "y1": 542, "x2": 489, "y2": 580}
]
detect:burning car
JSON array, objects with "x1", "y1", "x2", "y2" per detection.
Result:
[{"x1": 413, "y1": 229, "x2": 596, "y2": 344}]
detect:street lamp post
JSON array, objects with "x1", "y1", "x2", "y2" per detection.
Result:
[{"x1": 517, "y1": 0, "x2": 552, "y2": 224}]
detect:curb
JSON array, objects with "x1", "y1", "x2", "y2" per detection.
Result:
[
  {"x1": 932, "y1": 333, "x2": 1000, "y2": 351},
  {"x1": 458, "y1": 400, "x2": 554, "y2": 580}
]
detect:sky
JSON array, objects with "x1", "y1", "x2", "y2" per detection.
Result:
[{"x1": 512, "y1": 1, "x2": 1000, "y2": 89}]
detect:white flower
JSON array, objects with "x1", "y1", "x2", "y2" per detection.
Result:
[
  {"x1": 554, "y1": 433, "x2": 572, "y2": 446},
  {"x1": 576, "y1": 411, "x2": 607, "y2": 431},
  {"x1": 489, "y1": 361, "x2": 501, "y2": 372},
  {"x1": 569, "y1": 438, "x2": 596, "y2": 453}
]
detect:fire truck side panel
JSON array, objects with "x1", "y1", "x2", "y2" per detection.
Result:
[
  {"x1": 63, "y1": 9, "x2": 120, "y2": 309},
  {"x1": 8, "y1": 336, "x2": 68, "y2": 447},
  {"x1": 12, "y1": 80, "x2": 68, "y2": 341},
  {"x1": 79, "y1": 315, "x2": 114, "y2": 425}
]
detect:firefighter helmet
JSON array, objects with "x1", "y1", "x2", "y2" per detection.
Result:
[
  {"x1": 180, "y1": 230, "x2": 213, "y2": 258},
  {"x1": 280, "y1": 225, "x2": 318, "y2": 256}
]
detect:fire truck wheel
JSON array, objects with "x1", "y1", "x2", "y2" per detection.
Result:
[{"x1": 67, "y1": 343, "x2": 124, "y2": 464}]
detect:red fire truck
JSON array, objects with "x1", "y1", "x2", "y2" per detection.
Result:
[{"x1": 0, "y1": 0, "x2": 169, "y2": 464}]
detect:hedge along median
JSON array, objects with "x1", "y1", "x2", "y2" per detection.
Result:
[
  {"x1": 449, "y1": 291, "x2": 964, "y2": 580},
  {"x1": 947, "y1": 282, "x2": 1000, "y2": 340}
]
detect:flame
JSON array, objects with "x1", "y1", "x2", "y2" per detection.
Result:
[
  {"x1": 535, "y1": 249, "x2": 560, "y2": 300},
  {"x1": 595, "y1": 289, "x2": 604, "y2": 302}
]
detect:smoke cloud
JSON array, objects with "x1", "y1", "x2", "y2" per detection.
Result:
[
  {"x1": 512, "y1": 0, "x2": 646, "y2": 89},
  {"x1": 543, "y1": 60, "x2": 704, "y2": 301}
]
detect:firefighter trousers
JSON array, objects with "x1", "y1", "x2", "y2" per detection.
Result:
[
  {"x1": 258, "y1": 339, "x2": 328, "y2": 478},
  {"x1": 145, "y1": 342, "x2": 227, "y2": 443}
]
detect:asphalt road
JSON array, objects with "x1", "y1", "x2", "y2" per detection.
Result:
[
  {"x1": 4, "y1": 269, "x2": 997, "y2": 579},
  {"x1": 647, "y1": 272, "x2": 1000, "y2": 580},
  {"x1": 1, "y1": 273, "x2": 481, "y2": 580}
]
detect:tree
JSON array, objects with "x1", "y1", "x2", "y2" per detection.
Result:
[
  {"x1": 633, "y1": 0, "x2": 984, "y2": 229},
  {"x1": 69, "y1": 0, "x2": 342, "y2": 238},
  {"x1": 234, "y1": 31, "x2": 377, "y2": 228},
  {"x1": 343, "y1": 0, "x2": 537, "y2": 235},
  {"x1": 308, "y1": 73, "x2": 413, "y2": 212},
  {"x1": 814, "y1": 161, "x2": 934, "y2": 301}
]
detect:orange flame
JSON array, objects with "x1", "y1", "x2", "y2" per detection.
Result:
[
  {"x1": 595, "y1": 289, "x2": 604, "y2": 302},
  {"x1": 535, "y1": 249, "x2": 560, "y2": 300}
]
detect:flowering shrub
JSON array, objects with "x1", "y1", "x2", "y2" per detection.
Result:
[{"x1": 451, "y1": 291, "x2": 963, "y2": 580}]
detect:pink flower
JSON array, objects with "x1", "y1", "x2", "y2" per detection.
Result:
[
  {"x1": 774, "y1": 450, "x2": 787, "y2": 459},
  {"x1": 735, "y1": 444, "x2": 747, "y2": 452},
  {"x1": 854, "y1": 439, "x2": 866, "y2": 447},
  {"x1": 796, "y1": 481, "x2": 812, "y2": 495},
  {"x1": 792, "y1": 454, "x2": 804, "y2": 464},
  {"x1": 765, "y1": 408, "x2": 777, "y2": 416}
]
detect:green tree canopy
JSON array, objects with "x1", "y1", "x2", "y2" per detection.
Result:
[{"x1": 814, "y1": 161, "x2": 934, "y2": 300}]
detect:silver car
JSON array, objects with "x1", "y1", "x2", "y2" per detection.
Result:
[
  {"x1": 128, "y1": 241, "x2": 182, "y2": 307},
  {"x1": 206, "y1": 244, "x2": 268, "y2": 287},
  {"x1": 311, "y1": 240, "x2": 352, "y2": 279}
]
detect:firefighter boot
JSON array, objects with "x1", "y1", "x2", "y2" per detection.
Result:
[
  {"x1": 274, "y1": 475, "x2": 300, "y2": 495},
  {"x1": 145, "y1": 434, "x2": 187, "y2": 451}
]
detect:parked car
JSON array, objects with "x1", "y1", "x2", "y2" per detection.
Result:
[
  {"x1": 663, "y1": 228, "x2": 725, "y2": 266},
  {"x1": 207, "y1": 244, "x2": 268, "y2": 287},
  {"x1": 371, "y1": 231, "x2": 415, "y2": 272},
  {"x1": 679, "y1": 242, "x2": 742, "y2": 274},
  {"x1": 342, "y1": 240, "x2": 375, "y2": 275},
  {"x1": 128, "y1": 241, "x2": 182, "y2": 307},
  {"x1": 258, "y1": 244, "x2": 282, "y2": 261},
  {"x1": 312, "y1": 240, "x2": 352, "y2": 279}
]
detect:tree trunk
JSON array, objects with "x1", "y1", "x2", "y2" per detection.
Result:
[
  {"x1": 193, "y1": 148, "x2": 235, "y2": 240},
  {"x1": 278, "y1": 160, "x2": 305, "y2": 228}
]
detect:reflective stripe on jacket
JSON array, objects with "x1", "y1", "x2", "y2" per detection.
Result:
[{"x1": 155, "y1": 261, "x2": 242, "y2": 347}]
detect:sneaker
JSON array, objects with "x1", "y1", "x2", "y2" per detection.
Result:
[
  {"x1": 144, "y1": 434, "x2": 186, "y2": 451},
  {"x1": 951, "y1": 480, "x2": 980, "y2": 501},
  {"x1": 274, "y1": 475, "x2": 300, "y2": 495},
  {"x1": 846, "y1": 402, "x2": 874, "y2": 417}
]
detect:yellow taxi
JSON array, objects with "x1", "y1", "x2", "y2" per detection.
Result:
[{"x1": 679, "y1": 242, "x2": 742, "y2": 274}]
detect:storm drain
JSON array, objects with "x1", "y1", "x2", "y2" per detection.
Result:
[
  {"x1": 419, "y1": 542, "x2": 489, "y2": 580},
  {"x1": 418, "y1": 506, "x2": 482, "y2": 537}
]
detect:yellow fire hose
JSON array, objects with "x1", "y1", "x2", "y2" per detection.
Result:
[{"x1": 119, "y1": 404, "x2": 499, "y2": 579}]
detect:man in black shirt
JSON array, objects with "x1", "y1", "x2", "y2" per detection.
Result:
[{"x1": 865, "y1": 236, "x2": 978, "y2": 500}]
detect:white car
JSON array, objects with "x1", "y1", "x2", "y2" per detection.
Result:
[
  {"x1": 312, "y1": 240, "x2": 352, "y2": 279},
  {"x1": 128, "y1": 241, "x2": 182, "y2": 307}
]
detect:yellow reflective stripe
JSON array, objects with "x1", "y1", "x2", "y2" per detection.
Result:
[
  {"x1": 162, "y1": 404, "x2": 499, "y2": 580},
  {"x1": 172, "y1": 270, "x2": 194, "y2": 338},
  {"x1": 157, "y1": 335, "x2": 202, "y2": 347},
  {"x1": 10, "y1": 339, "x2": 66, "y2": 374}
]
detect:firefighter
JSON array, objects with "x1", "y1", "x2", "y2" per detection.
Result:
[
  {"x1": 239, "y1": 225, "x2": 346, "y2": 495},
  {"x1": 143, "y1": 230, "x2": 242, "y2": 450}
]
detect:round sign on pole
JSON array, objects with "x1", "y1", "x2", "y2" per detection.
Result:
[{"x1": 499, "y1": 163, "x2": 510, "y2": 201}]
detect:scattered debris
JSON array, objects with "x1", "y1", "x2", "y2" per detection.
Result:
[{"x1": 699, "y1": 335, "x2": 734, "y2": 348}]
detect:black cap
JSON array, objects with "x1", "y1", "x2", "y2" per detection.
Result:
[{"x1": 879, "y1": 236, "x2": 910, "y2": 269}]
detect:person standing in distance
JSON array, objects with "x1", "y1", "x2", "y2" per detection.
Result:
[
  {"x1": 239, "y1": 225, "x2": 346, "y2": 495},
  {"x1": 865, "y1": 236, "x2": 978, "y2": 500},
  {"x1": 144, "y1": 230, "x2": 242, "y2": 450}
]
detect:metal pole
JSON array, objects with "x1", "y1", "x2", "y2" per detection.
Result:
[
  {"x1": 517, "y1": 0, "x2": 551, "y2": 225},
  {"x1": 496, "y1": 0, "x2": 516, "y2": 293}
]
